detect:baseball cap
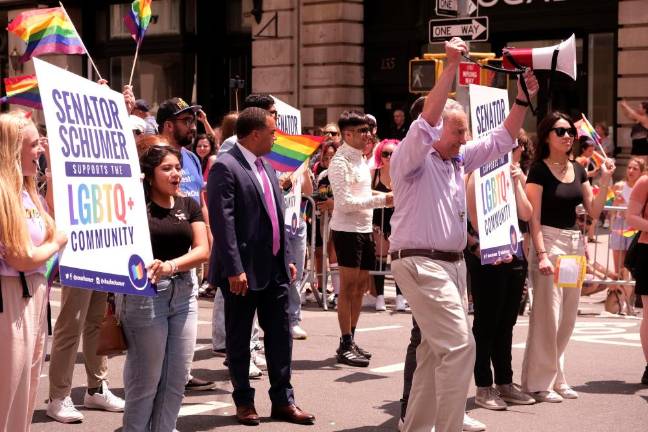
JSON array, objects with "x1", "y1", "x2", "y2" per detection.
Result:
[
  {"x1": 134, "y1": 99, "x2": 150, "y2": 112},
  {"x1": 156, "y1": 97, "x2": 202, "y2": 126},
  {"x1": 129, "y1": 115, "x2": 147, "y2": 134}
]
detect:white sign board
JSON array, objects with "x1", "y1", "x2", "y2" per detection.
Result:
[
  {"x1": 270, "y1": 95, "x2": 304, "y2": 233},
  {"x1": 469, "y1": 84, "x2": 521, "y2": 264},
  {"x1": 34, "y1": 58, "x2": 155, "y2": 296},
  {"x1": 429, "y1": 16, "x2": 489, "y2": 43},
  {"x1": 437, "y1": 0, "x2": 458, "y2": 17}
]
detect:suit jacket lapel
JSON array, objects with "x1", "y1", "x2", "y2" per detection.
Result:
[
  {"x1": 230, "y1": 145, "x2": 271, "y2": 217},
  {"x1": 260, "y1": 158, "x2": 284, "y2": 226}
]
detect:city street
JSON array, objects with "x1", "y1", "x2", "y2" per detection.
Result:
[{"x1": 32, "y1": 282, "x2": 647, "y2": 432}]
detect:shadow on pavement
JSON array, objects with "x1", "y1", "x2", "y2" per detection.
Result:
[
  {"x1": 573, "y1": 380, "x2": 646, "y2": 395},
  {"x1": 334, "y1": 371, "x2": 388, "y2": 384},
  {"x1": 333, "y1": 400, "x2": 399, "y2": 431},
  {"x1": 292, "y1": 357, "x2": 341, "y2": 371}
]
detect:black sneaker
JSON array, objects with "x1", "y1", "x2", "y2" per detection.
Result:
[
  {"x1": 336, "y1": 343, "x2": 369, "y2": 367},
  {"x1": 185, "y1": 376, "x2": 217, "y2": 391},
  {"x1": 352, "y1": 342, "x2": 372, "y2": 359},
  {"x1": 642, "y1": 365, "x2": 648, "y2": 385}
]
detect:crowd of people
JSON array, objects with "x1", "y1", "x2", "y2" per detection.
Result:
[{"x1": 1, "y1": 36, "x2": 647, "y2": 432}]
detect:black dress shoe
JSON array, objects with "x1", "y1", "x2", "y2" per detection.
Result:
[
  {"x1": 236, "y1": 405, "x2": 260, "y2": 426},
  {"x1": 271, "y1": 404, "x2": 315, "y2": 425}
]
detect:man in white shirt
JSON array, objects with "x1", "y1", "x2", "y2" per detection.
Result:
[{"x1": 328, "y1": 111, "x2": 393, "y2": 366}]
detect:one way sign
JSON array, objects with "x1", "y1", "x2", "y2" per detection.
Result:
[{"x1": 429, "y1": 16, "x2": 489, "y2": 43}]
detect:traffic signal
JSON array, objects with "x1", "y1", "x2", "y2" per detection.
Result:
[
  {"x1": 409, "y1": 58, "x2": 442, "y2": 93},
  {"x1": 480, "y1": 58, "x2": 509, "y2": 90}
]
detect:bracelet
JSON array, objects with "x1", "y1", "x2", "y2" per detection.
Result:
[
  {"x1": 165, "y1": 260, "x2": 178, "y2": 274},
  {"x1": 514, "y1": 98, "x2": 530, "y2": 107}
]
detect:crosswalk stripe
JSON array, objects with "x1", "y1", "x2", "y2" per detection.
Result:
[
  {"x1": 178, "y1": 401, "x2": 231, "y2": 417},
  {"x1": 355, "y1": 325, "x2": 402, "y2": 333},
  {"x1": 370, "y1": 362, "x2": 405, "y2": 374}
]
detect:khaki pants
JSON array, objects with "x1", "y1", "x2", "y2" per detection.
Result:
[
  {"x1": 522, "y1": 225, "x2": 584, "y2": 393},
  {"x1": 0, "y1": 274, "x2": 48, "y2": 432},
  {"x1": 392, "y1": 256, "x2": 475, "y2": 432},
  {"x1": 48, "y1": 287, "x2": 108, "y2": 400}
]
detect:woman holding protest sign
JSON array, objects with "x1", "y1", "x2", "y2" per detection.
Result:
[
  {"x1": 0, "y1": 110, "x2": 68, "y2": 431},
  {"x1": 121, "y1": 138, "x2": 209, "y2": 432},
  {"x1": 464, "y1": 139, "x2": 535, "y2": 410},
  {"x1": 521, "y1": 112, "x2": 615, "y2": 402}
]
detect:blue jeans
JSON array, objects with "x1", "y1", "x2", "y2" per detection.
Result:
[
  {"x1": 285, "y1": 221, "x2": 307, "y2": 325},
  {"x1": 121, "y1": 272, "x2": 197, "y2": 432}
]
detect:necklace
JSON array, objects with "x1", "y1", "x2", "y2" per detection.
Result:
[{"x1": 547, "y1": 159, "x2": 568, "y2": 176}]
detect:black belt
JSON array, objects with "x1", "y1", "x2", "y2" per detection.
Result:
[{"x1": 390, "y1": 249, "x2": 464, "y2": 262}]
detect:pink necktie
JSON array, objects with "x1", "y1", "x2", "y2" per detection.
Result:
[{"x1": 255, "y1": 158, "x2": 280, "y2": 255}]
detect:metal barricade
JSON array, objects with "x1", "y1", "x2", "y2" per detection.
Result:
[{"x1": 582, "y1": 205, "x2": 636, "y2": 288}]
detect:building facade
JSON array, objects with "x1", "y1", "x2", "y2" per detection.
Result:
[{"x1": 1, "y1": 0, "x2": 647, "y2": 157}]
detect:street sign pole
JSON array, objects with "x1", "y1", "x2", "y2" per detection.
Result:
[{"x1": 455, "y1": 0, "x2": 471, "y2": 115}]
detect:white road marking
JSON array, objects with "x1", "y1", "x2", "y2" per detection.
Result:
[
  {"x1": 513, "y1": 321, "x2": 641, "y2": 349},
  {"x1": 198, "y1": 320, "x2": 211, "y2": 326},
  {"x1": 194, "y1": 344, "x2": 210, "y2": 352},
  {"x1": 355, "y1": 325, "x2": 402, "y2": 333},
  {"x1": 178, "y1": 401, "x2": 231, "y2": 417},
  {"x1": 370, "y1": 362, "x2": 405, "y2": 374}
]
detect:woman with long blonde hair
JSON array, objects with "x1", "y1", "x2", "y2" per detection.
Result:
[{"x1": 0, "y1": 111, "x2": 67, "y2": 431}]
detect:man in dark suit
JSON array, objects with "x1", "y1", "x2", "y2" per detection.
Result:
[{"x1": 207, "y1": 107, "x2": 315, "y2": 426}]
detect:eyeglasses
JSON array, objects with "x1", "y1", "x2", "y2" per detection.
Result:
[
  {"x1": 381, "y1": 151, "x2": 393, "y2": 158},
  {"x1": 323, "y1": 130, "x2": 339, "y2": 137},
  {"x1": 551, "y1": 127, "x2": 576, "y2": 138},
  {"x1": 174, "y1": 116, "x2": 196, "y2": 127}
]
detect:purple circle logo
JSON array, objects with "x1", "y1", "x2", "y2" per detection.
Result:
[
  {"x1": 128, "y1": 254, "x2": 148, "y2": 291},
  {"x1": 509, "y1": 225, "x2": 519, "y2": 255},
  {"x1": 291, "y1": 213, "x2": 298, "y2": 235}
]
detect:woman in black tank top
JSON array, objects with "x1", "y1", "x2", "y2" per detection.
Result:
[{"x1": 620, "y1": 100, "x2": 648, "y2": 157}]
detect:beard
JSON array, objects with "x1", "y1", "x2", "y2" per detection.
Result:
[{"x1": 174, "y1": 128, "x2": 195, "y2": 147}]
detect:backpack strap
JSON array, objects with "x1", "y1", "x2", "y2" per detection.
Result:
[{"x1": 19, "y1": 271, "x2": 32, "y2": 297}]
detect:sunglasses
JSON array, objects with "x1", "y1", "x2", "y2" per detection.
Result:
[
  {"x1": 323, "y1": 130, "x2": 339, "y2": 137},
  {"x1": 381, "y1": 151, "x2": 393, "y2": 158},
  {"x1": 551, "y1": 127, "x2": 576, "y2": 138},
  {"x1": 174, "y1": 116, "x2": 196, "y2": 127}
]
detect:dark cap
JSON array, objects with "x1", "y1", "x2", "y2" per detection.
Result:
[
  {"x1": 134, "y1": 99, "x2": 150, "y2": 112},
  {"x1": 156, "y1": 97, "x2": 202, "y2": 126}
]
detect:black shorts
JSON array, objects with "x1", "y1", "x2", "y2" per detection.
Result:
[
  {"x1": 331, "y1": 230, "x2": 375, "y2": 270},
  {"x1": 634, "y1": 243, "x2": 648, "y2": 296}
]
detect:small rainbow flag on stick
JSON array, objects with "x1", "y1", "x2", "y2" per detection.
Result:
[
  {"x1": 604, "y1": 188, "x2": 615, "y2": 206},
  {"x1": 45, "y1": 253, "x2": 59, "y2": 287},
  {"x1": 575, "y1": 113, "x2": 607, "y2": 158},
  {"x1": 123, "y1": 0, "x2": 152, "y2": 43},
  {"x1": 1, "y1": 75, "x2": 42, "y2": 110},
  {"x1": 7, "y1": 7, "x2": 86, "y2": 63},
  {"x1": 266, "y1": 130, "x2": 323, "y2": 173},
  {"x1": 590, "y1": 151, "x2": 605, "y2": 170}
]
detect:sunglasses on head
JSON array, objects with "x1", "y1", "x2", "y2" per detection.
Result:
[
  {"x1": 381, "y1": 151, "x2": 393, "y2": 158},
  {"x1": 551, "y1": 127, "x2": 576, "y2": 138}
]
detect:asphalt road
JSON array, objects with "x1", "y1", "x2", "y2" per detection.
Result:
[{"x1": 31, "y1": 283, "x2": 647, "y2": 432}]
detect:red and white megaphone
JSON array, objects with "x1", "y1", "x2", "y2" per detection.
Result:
[{"x1": 502, "y1": 34, "x2": 577, "y2": 81}]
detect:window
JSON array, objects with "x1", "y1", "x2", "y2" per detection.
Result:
[{"x1": 110, "y1": 0, "x2": 181, "y2": 39}]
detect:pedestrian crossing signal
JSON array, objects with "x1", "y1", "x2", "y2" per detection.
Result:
[{"x1": 409, "y1": 58, "x2": 442, "y2": 93}]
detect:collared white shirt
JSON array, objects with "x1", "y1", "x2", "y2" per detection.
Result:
[
  {"x1": 236, "y1": 142, "x2": 280, "y2": 224},
  {"x1": 328, "y1": 142, "x2": 387, "y2": 233}
]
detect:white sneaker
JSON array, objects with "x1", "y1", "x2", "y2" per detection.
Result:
[
  {"x1": 362, "y1": 294, "x2": 376, "y2": 308},
  {"x1": 83, "y1": 381, "x2": 125, "y2": 412},
  {"x1": 463, "y1": 413, "x2": 486, "y2": 431},
  {"x1": 375, "y1": 295, "x2": 386, "y2": 311},
  {"x1": 554, "y1": 385, "x2": 578, "y2": 399},
  {"x1": 395, "y1": 295, "x2": 409, "y2": 311},
  {"x1": 252, "y1": 352, "x2": 267, "y2": 370},
  {"x1": 291, "y1": 324, "x2": 308, "y2": 340},
  {"x1": 47, "y1": 396, "x2": 84, "y2": 423},
  {"x1": 249, "y1": 360, "x2": 263, "y2": 378},
  {"x1": 531, "y1": 390, "x2": 563, "y2": 403}
]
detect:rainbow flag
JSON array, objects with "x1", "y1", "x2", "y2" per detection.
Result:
[
  {"x1": 266, "y1": 130, "x2": 323, "y2": 173},
  {"x1": 590, "y1": 151, "x2": 605, "y2": 170},
  {"x1": 2, "y1": 75, "x2": 42, "y2": 110},
  {"x1": 604, "y1": 188, "x2": 615, "y2": 206},
  {"x1": 7, "y1": 7, "x2": 86, "y2": 63},
  {"x1": 124, "y1": 0, "x2": 152, "y2": 43},
  {"x1": 45, "y1": 254, "x2": 59, "y2": 287},
  {"x1": 575, "y1": 113, "x2": 601, "y2": 146},
  {"x1": 622, "y1": 228, "x2": 638, "y2": 238}
]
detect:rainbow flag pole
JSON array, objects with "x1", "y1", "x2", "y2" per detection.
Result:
[{"x1": 58, "y1": 2, "x2": 103, "y2": 80}]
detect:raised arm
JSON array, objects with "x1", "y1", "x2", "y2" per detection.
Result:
[
  {"x1": 502, "y1": 69, "x2": 539, "y2": 140},
  {"x1": 620, "y1": 100, "x2": 648, "y2": 128}
]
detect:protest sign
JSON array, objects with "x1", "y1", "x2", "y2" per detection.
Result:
[
  {"x1": 34, "y1": 58, "x2": 155, "y2": 296},
  {"x1": 469, "y1": 84, "x2": 521, "y2": 264},
  {"x1": 270, "y1": 95, "x2": 304, "y2": 233}
]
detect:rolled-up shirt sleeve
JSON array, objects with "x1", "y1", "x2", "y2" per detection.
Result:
[
  {"x1": 328, "y1": 158, "x2": 386, "y2": 212},
  {"x1": 462, "y1": 125, "x2": 516, "y2": 173},
  {"x1": 391, "y1": 116, "x2": 444, "y2": 181}
]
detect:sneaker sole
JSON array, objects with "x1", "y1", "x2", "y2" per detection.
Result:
[
  {"x1": 336, "y1": 355, "x2": 369, "y2": 367},
  {"x1": 46, "y1": 412, "x2": 84, "y2": 423},
  {"x1": 185, "y1": 385, "x2": 217, "y2": 391},
  {"x1": 500, "y1": 396, "x2": 535, "y2": 405},
  {"x1": 83, "y1": 402, "x2": 124, "y2": 412},
  {"x1": 474, "y1": 400, "x2": 507, "y2": 410}
]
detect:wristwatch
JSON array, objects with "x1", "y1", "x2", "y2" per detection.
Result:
[{"x1": 514, "y1": 98, "x2": 530, "y2": 107}]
